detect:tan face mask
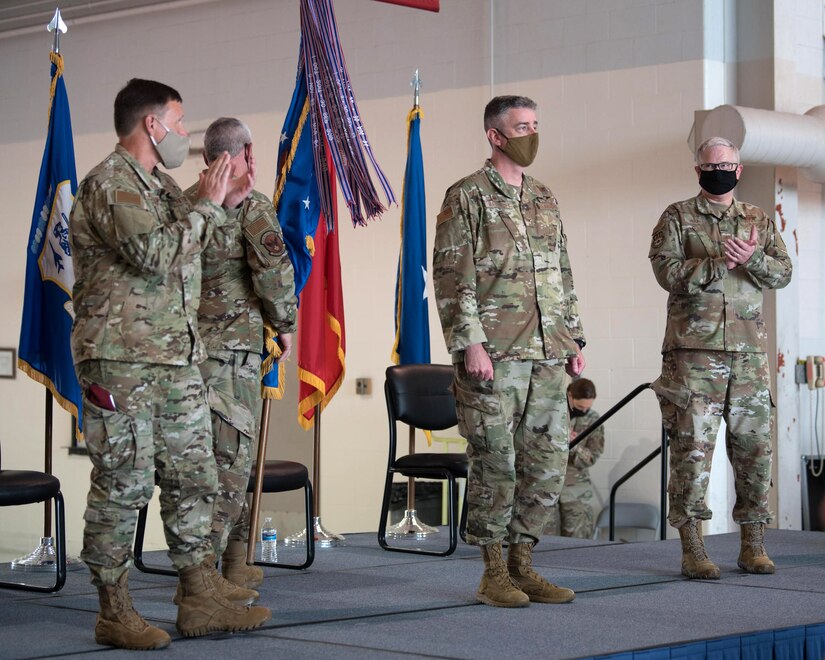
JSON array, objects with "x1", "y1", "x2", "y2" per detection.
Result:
[
  {"x1": 496, "y1": 130, "x2": 539, "y2": 167},
  {"x1": 149, "y1": 117, "x2": 190, "y2": 169}
]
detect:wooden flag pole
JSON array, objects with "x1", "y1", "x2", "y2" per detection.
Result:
[{"x1": 246, "y1": 399, "x2": 271, "y2": 565}]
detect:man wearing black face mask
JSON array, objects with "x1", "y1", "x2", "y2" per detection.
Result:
[{"x1": 648, "y1": 136, "x2": 792, "y2": 582}]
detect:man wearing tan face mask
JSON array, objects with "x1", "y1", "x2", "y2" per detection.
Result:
[
  {"x1": 433, "y1": 95, "x2": 586, "y2": 608},
  {"x1": 70, "y1": 79, "x2": 270, "y2": 650}
]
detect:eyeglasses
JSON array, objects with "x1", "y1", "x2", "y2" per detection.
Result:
[{"x1": 698, "y1": 162, "x2": 739, "y2": 172}]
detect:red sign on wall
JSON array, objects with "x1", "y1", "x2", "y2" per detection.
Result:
[{"x1": 373, "y1": 0, "x2": 439, "y2": 12}]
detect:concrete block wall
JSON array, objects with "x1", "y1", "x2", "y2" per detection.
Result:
[{"x1": 0, "y1": 0, "x2": 820, "y2": 557}]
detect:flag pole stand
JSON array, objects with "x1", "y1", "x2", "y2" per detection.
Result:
[
  {"x1": 11, "y1": 390, "x2": 83, "y2": 573},
  {"x1": 386, "y1": 425, "x2": 438, "y2": 539},
  {"x1": 285, "y1": 404, "x2": 344, "y2": 547}
]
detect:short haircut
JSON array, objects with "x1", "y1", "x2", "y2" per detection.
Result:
[
  {"x1": 114, "y1": 78, "x2": 182, "y2": 138},
  {"x1": 696, "y1": 136, "x2": 740, "y2": 164},
  {"x1": 568, "y1": 378, "x2": 597, "y2": 400},
  {"x1": 483, "y1": 95, "x2": 537, "y2": 131},
  {"x1": 203, "y1": 117, "x2": 253, "y2": 162}
]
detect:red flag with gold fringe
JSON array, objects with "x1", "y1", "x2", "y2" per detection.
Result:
[{"x1": 296, "y1": 147, "x2": 345, "y2": 429}]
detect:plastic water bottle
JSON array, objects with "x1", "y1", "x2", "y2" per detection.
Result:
[{"x1": 261, "y1": 517, "x2": 278, "y2": 562}]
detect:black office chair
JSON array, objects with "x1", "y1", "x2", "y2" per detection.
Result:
[
  {"x1": 249, "y1": 460, "x2": 314, "y2": 570},
  {"x1": 378, "y1": 364, "x2": 468, "y2": 557},
  {"x1": 0, "y1": 448, "x2": 66, "y2": 592},
  {"x1": 134, "y1": 460, "x2": 315, "y2": 575}
]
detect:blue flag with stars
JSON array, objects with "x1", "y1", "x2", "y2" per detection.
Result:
[
  {"x1": 391, "y1": 106, "x2": 430, "y2": 365},
  {"x1": 273, "y1": 69, "x2": 321, "y2": 299},
  {"x1": 18, "y1": 52, "x2": 82, "y2": 435},
  {"x1": 261, "y1": 66, "x2": 322, "y2": 398}
]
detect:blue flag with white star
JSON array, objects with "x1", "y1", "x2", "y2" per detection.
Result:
[
  {"x1": 262, "y1": 66, "x2": 322, "y2": 398},
  {"x1": 391, "y1": 107, "x2": 430, "y2": 365},
  {"x1": 274, "y1": 68, "x2": 321, "y2": 300},
  {"x1": 18, "y1": 52, "x2": 82, "y2": 435}
]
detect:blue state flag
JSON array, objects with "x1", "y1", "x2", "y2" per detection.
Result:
[
  {"x1": 391, "y1": 107, "x2": 430, "y2": 365},
  {"x1": 18, "y1": 52, "x2": 82, "y2": 435},
  {"x1": 262, "y1": 65, "x2": 323, "y2": 398}
]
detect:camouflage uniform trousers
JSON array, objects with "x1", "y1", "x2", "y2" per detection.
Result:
[
  {"x1": 199, "y1": 350, "x2": 262, "y2": 555},
  {"x1": 454, "y1": 358, "x2": 569, "y2": 546},
  {"x1": 76, "y1": 359, "x2": 217, "y2": 587},
  {"x1": 545, "y1": 479, "x2": 596, "y2": 539},
  {"x1": 654, "y1": 349, "x2": 773, "y2": 528}
]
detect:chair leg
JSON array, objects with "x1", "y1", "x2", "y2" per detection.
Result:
[
  {"x1": 459, "y1": 481, "x2": 468, "y2": 543},
  {"x1": 52, "y1": 492, "x2": 66, "y2": 593},
  {"x1": 253, "y1": 480, "x2": 315, "y2": 570},
  {"x1": 378, "y1": 471, "x2": 461, "y2": 557},
  {"x1": 0, "y1": 493, "x2": 66, "y2": 593},
  {"x1": 132, "y1": 501, "x2": 175, "y2": 577},
  {"x1": 376, "y1": 471, "x2": 396, "y2": 551}
]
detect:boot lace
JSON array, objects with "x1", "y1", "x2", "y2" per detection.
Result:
[{"x1": 686, "y1": 523, "x2": 710, "y2": 561}]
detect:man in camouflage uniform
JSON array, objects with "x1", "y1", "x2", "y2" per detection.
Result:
[
  {"x1": 185, "y1": 117, "x2": 297, "y2": 592},
  {"x1": 433, "y1": 95, "x2": 586, "y2": 608},
  {"x1": 546, "y1": 379, "x2": 604, "y2": 539},
  {"x1": 70, "y1": 79, "x2": 270, "y2": 650},
  {"x1": 649, "y1": 136, "x2": 792, "y2": 580}
]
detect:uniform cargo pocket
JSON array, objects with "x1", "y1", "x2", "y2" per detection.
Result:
[
  {"x1": 83, "y1": 400, "x2": 150, "y2": 473},
  {"x1": 207, "y1": 385, "x2": 255, "y2": 438}
]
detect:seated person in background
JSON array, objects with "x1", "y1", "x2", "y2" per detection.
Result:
[{"x1": 546, "y1": 378, "x2": 604, "y2": 538}]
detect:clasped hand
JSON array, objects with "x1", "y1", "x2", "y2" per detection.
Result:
[{"x1": 724, "y1": 226, "x2": 757, "y2": 269}]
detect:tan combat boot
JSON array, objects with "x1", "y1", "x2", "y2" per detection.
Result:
[
  {"x1": 678, "y1": 518, "x2": 721, "y2": 579},
  {"x1": 476, "y1": 542, "x2": 530, "y2": 608},
  {"x1": 95, "y1": 571, "x2": 171, "y2": 650},
  {"x1": 176, "y1": 561, "x2": 271, "y2": 637},
  {"x1": 222, "y1": 540, "x2": 264, "y2": 589},
  {"x1": 507, "y1": 542, "x2": 575, "y2": 604},
  {"x1": 173, "y1": 555, "x2": 259, "y2": 606},
  {"x1": 737, "y1": 522, "x2": 775, "y2": 574}
]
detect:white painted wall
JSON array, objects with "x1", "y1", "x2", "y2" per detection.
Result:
[{"x1": 0, "y1": 0, "x2": 822, "y2": 560}]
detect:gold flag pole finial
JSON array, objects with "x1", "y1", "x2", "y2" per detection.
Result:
[
  {"x1": 47, "y1": 8, "x2": 67, "y2": 53},
  {"x1": 411, "y1": 69, "x2": 420, "y2": 109}
]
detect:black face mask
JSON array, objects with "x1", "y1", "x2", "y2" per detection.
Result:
[
  {"x1": 570, "y1": 407, "x2": 588, "y2": 418},
  {"x1": 699, "y1": 169, "x2": 738, "y2": 195}
]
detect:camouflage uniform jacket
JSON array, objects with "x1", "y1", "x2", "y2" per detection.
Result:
[
  {"x1": 184, "y1": 185, "x2": 297, "y2": 355},
  {"x1": 70, "y1": 145, "x2": 225, "y2": 365},
  {"x1": 433, "y1": 160, "x2": 585, "y2": 362},
  {"x1": 565, "y1": 408, "x2": 604, "y2": 487},
  {"x1": 649, "y1": 194, "x2": 792, "y2": 354}
]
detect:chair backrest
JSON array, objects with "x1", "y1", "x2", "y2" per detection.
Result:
[
  {"x1": 385, "y1": 364, "x2": 457, "y2": 431},
  {"x1": 593, "y1": 503, "x2": 659, "y2": 539}
]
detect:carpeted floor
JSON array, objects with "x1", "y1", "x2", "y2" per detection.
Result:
[{"x1": 1, "y1": 529, "x2": 824, "y2": 659}]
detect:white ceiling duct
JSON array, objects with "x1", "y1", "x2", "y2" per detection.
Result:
[{"x1": 691, "y1": 104, "x2": 825, "y2": 184}]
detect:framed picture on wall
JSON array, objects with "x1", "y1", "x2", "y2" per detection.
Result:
[{"x1": 0, "y1": 348, "x2": 16, "y2": 379}]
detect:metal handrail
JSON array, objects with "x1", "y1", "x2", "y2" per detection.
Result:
[{"x1": 569, "y1": 382, "x2": 668, "y2": 541}]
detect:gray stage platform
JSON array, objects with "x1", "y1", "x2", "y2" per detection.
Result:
[{"x1": 1, "y1": 529, "x2": 824, "y2": 659}]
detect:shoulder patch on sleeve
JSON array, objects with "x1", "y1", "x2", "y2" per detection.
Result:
[
  {"x1": 651, "y1": 229, "x2": 665, "y2": 249},
  {"x1": 437, "y1": 207, "x2": 454, "y2": 225},
  {"x1": 260, "y1": 230, "x2": 286, "y2": 256},
  {"x1": 112, "y1": 190, "x2": 142, "y2": 206}
]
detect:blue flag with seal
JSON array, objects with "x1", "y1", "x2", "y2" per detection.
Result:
[
  {"x1": 18, "y1": 51, "x2": 82, "y2": 435},
  {"x1": 391, "y1": 106, "x2": 430, "y2": 366},
  {"x1": 261, "y1": 66, "x2": 322, "y2": 399}
]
